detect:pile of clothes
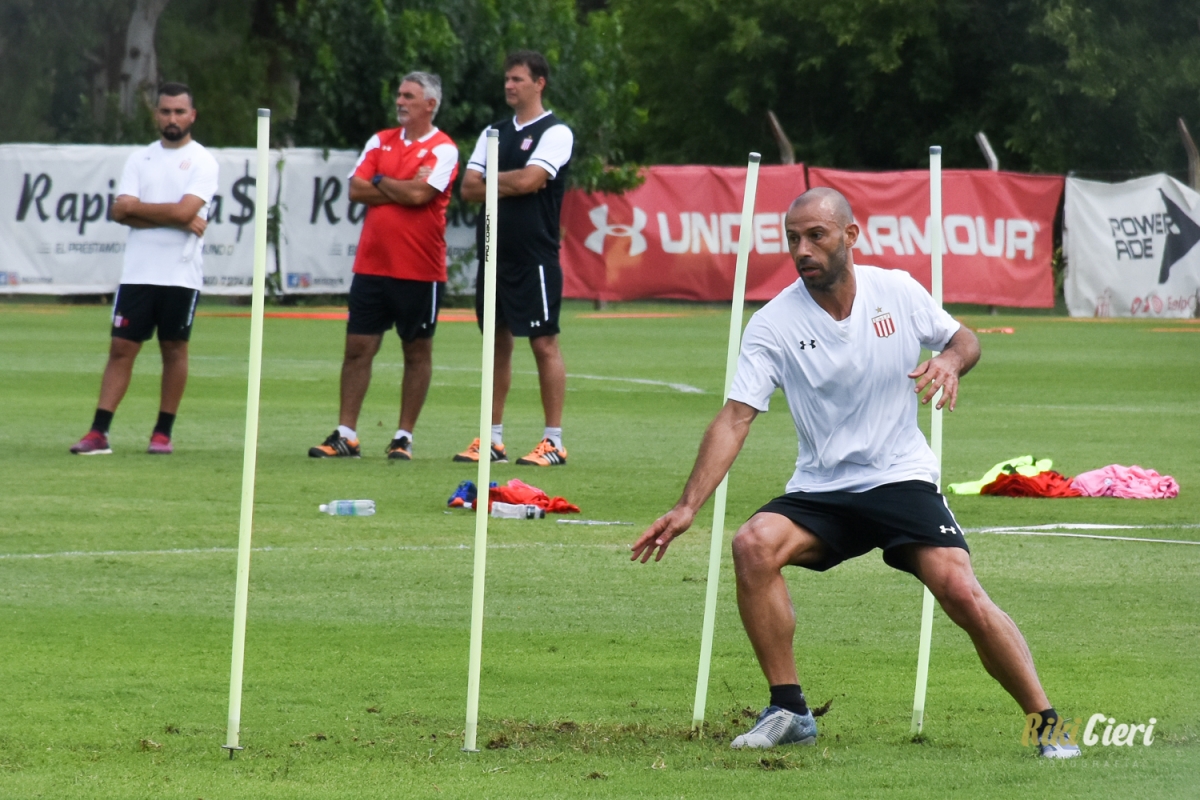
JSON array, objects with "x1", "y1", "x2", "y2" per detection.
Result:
[
  {"x1": 946, "y1": 456, "x2": 1179, "y2": 499},
  {"x1": 447, "y1": 479, "x2": 580, "y2": 513}
]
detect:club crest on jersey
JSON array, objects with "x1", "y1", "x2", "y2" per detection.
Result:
[
  {"x1": 520, "y1": 136, "x2": 534, "y2": 151},
  {"x1": 179, "y1": 159, "x2": 191, "y2": 170},
  {"x1": 872, "y1": 310, "x2": 895, "y2": 338}
]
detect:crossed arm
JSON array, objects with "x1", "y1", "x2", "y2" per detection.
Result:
[
  {"x1": 112, "y1": 194, "x2": 208, "y2": 235},
  {"x1": 459, "y1": 165, "x2": 550, "y2": 202},
  {"x1": 348, "y1": 169, "x2": 438, "y2": 207}
]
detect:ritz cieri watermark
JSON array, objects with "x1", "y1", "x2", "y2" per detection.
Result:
[{"x1": 1023, "y1": 712, "x2": 1158, "y2": 749}]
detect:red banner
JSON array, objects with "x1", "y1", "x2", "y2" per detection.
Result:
[
  {"x1": 561, "y1": 165, "x2": 808, "y2": 302},
  {"x1": 808, "y1": 168, "x2": 1064, "y2": 308}
]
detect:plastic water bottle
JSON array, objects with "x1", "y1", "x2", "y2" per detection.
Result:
[
  {"x1": 490, "y1": 502, "x2": 545, "y2": 519},
  {"x1": 319, "y1": 500, "x2": 376, "y2": 516}
]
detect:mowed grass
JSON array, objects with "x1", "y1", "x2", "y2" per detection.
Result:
[{"x1": 0, "y1": 300, "x2": 1198, "y2": 799}]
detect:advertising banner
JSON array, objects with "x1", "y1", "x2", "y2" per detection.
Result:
[
  {"x1": 808, "y1": 167, "x2": 1064, "y2": 308},
  {"x1": 1063, "y1": 174, "x2": 1200, "y2": 317},
  {"x1": 0, "y1": 143, "x2": 278, "y2": 294},
  {"x1": 560, "y1": 165, "x2": 808, "y2": 302}
]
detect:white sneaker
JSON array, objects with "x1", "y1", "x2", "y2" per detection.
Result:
[
  {"x1": 731, "y1": 706, "x2": 817, "y2": 749},
  {"x1": 1040, "y1": 728, "x2": 1081, "y2": 759}
]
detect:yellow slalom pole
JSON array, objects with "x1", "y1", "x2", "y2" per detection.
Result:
[
  {"x1": 911, "y1": 145, "x2": 943, "y2": 735},
  {"x1": 463, "y1": 129, "x2": 500, "y2": 753},
  {"x1": 692, "y1": 152, "x2": 761, "y2": 730},
  {"x1": 224, "y1": 108, "x2": 271, "y2": 758}
]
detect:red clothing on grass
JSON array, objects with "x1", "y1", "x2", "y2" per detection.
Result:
[
  {"x1": 980, "y1": 471, "x2": 1082, "y2": 498},
  {"x1": 351, "y1": 127, "x2": 458, "y2": 282}
]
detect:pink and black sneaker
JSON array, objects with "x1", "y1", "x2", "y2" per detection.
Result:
[
  {"x1": 70, "y1": 430, "x2": 112, "y2": 455},
  {"x1": 147, "y1": 432, "x2": 173, "y2": 454}
]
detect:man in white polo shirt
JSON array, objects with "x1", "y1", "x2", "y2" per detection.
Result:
[
  {"x1": 632, "y1": 188, "x2": 1079, "y2": 759},
  {"x1": 69, "y1": 82, "x2": 218, "y2": 455}
]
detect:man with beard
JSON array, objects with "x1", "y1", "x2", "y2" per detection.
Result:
[
  {"x1": 307, "y1": 71, "x2": 458, "y2": 461},
  {"x1": 70, "y1": 83, "x2": 218, "y2": 455},
  {"x1": 631, "y1": 188, "x2": 1080, "y2": 759}
]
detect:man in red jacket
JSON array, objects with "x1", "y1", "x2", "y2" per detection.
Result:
[{"x1": 309, "y1": 71, "x2": 459, "y2": 461}]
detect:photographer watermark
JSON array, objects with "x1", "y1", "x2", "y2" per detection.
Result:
[{"x1": 1022, "y1": 712, "x2": 1157, "y2": 748}]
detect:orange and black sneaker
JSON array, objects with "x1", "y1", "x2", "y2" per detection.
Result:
[
  {"x1": 385, "y1": 435, "x2": 412, "y2": 461},
  {"x1": 516, "y1": 438, "x2": 567, "y2": 466},
  {"x1": 308, "y1": 429, "x2": 361, "y2": 458},
  {"x1": 453, "y1": 438, "x2": 507, "y2": 463}
]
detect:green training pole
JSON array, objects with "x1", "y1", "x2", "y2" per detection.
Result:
[
  {"x1": 463, "y1": 129, "x2": 500, "y2": 753},
  {"x1": 911, "y1": 145, "x2": 943, "y2": 735},
  {"x1": 224, "y1": 108, "x2": 271, "y2": 758},
  {"x1": 692, "y1": 152, "x2": 761, "y2": 730}
]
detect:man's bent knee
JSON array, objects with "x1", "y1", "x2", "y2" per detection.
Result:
[{"x1": 732, "y1": 514, "x2": 825, "y2": 573}]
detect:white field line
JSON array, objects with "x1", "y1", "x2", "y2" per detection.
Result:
[
  {"x1": 7, "y1": 524, "x2": 1200, "y2": 561},
  {"x1": 0, "y1": 542, "x2": 629, "y2": 562},
  {"x1": 434, "y1": 365, "x2": 706, "y2": 394},
  {"x1": 964, "y1": 522, "x2": 1200, "y2": 546}
]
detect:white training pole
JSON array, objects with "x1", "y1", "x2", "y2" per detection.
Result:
[
  {"x1": 463, "y1": 129, "x2": 500, "y2": 753},
  {"x1": 224, "y1": 108, "x2": 271, "y2": 757},
  {"x1": 911, "y1": 145, "x2": 943, "y2": 735},
  {"x1": 692, "y1": 152, "x2": 761, "y2": 730}
]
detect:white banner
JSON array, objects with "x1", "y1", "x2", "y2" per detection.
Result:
[
  {"x1": 0, "y1": 143, "x2": 281, "y2": 295},
  {"x1": 1064, "y1": 174, "x2": 1200, "y2": 317},
  {"x1": 276, "y1": 148, "x2": 361, "y2": 293}
]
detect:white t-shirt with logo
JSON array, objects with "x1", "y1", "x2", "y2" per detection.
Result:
[
  {"x1": 728, "y1": 265, "x2": 961, "y2": 493},
  {"x1": 117, "y1": 140, "x2": 219, "y2": 290}
]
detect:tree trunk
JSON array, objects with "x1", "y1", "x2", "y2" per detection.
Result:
[{"x1": 118, "y1": 0, "x2": 171, "y2": 119}]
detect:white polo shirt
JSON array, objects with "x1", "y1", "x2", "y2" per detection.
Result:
[
  {"x1": 117, "y1": 140, "x2": 219, "y2": 290},
  {"x1": 728, "y1": 265, "x2": 961, "y2": 493}
]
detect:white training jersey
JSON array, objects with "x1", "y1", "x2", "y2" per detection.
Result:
[
  {"x1": 117, "y1": 140, "x2": 219, "y2": 290},
  {"x1": 728, "y1": 265, "x2": 961, "y2": 493},
  {"x1": 466, "y1": 111, "x2": 574, "y2": 179}
]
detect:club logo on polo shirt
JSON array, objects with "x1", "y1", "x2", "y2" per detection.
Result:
[
  {"x1": 872, "y1": 308, "x2": 895, "y2": 338},
  {"x1": 520, "y1": 136, "x2": 534, "y2": 151}
]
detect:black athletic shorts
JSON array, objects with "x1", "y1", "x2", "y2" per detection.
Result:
[
  {"x1": 475, "y1": 260, "x2": 562, "y2": 338},
  {"x1": 755, "y1": 480, "x2": 969, "y2": 575},
  {"x1": 346, "y1": 274, "x2": 443, "y2": 342},
  {"x1": 111, "y1": 284, "x2": 200, "y2": 342}
]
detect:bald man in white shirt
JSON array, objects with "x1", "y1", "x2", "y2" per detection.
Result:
[{"x1": 632, "y1": 188, "x2": 1079, "y2": 759}]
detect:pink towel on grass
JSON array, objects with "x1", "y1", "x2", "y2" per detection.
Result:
[{"x1": 1069, "y1": 465, "x2": 1179, "y2": 499}]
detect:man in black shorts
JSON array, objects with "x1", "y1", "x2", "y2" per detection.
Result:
[
  {"x1": 632, "y1": 188, "x2": 1079, "y2": 758},
  {"x1": 307, "y1": 71, "x2": 459, "y2": 460},
  {"x1": 70, "y1": 83, "x2": 218, "y2": 455},
  {"x1": 457, "y1": 50, "x2": 574, "y2": 467}
]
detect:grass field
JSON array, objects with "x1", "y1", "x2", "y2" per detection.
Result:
[{"x1": 1, "y1": 299, "x2": 1198, "y2": 799}]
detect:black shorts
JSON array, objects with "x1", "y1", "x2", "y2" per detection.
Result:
[
  {"x1": 347, "y1": 274, "x2": 443, "y2": 342},
  {"x1": 756, "y1": 480, "x2": 969, "y2": 575},
  {"x1": 475, "y1": 260, "x2": 561, "y2": 338},
  {"x1": 111, "y1": 284, "x2": 200, "y2": 342}
]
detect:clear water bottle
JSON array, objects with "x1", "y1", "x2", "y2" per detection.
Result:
[
  {"x1": 490, "y1": 502, "x2": 545, "y2": 519},
  {"x1": 319, "y1": 500, "x2": 376, "y2": 516}
]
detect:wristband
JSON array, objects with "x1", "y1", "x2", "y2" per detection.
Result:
[{"x1": 371, "y1": 174, "x2": 384, "y2": 187}]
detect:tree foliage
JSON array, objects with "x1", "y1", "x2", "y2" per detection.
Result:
[
  {"x1": 278, "y1": 0, "x2": 646, "y2": 191},
  {"x1": 1, "y1": 0, "x2": 1197, "y2": 178},
  {"x1": 616, "y1": 0, "x2": 1200, "y2": 174}
]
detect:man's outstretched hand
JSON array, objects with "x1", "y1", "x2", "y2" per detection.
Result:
[
  {"x1": 907, "y1": 353, "x2": 962, "y2": 411},
  {"x1": 631, "y1": 506, "x2": 696, "y2": 563}
]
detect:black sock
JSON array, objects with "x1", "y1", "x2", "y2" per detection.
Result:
[
  {"x1": 154, "y1": 411, "x2": 176, "y2": 438},
  {"x1": 91, "y1": 408, "x2": 114, "y2": 434},
  {"x1": 1036, "y1": 707, "x2": 1060, "y2": 743},
  {"x1": 769, "y1": 684, "x2": 809, "y2": 716}
]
